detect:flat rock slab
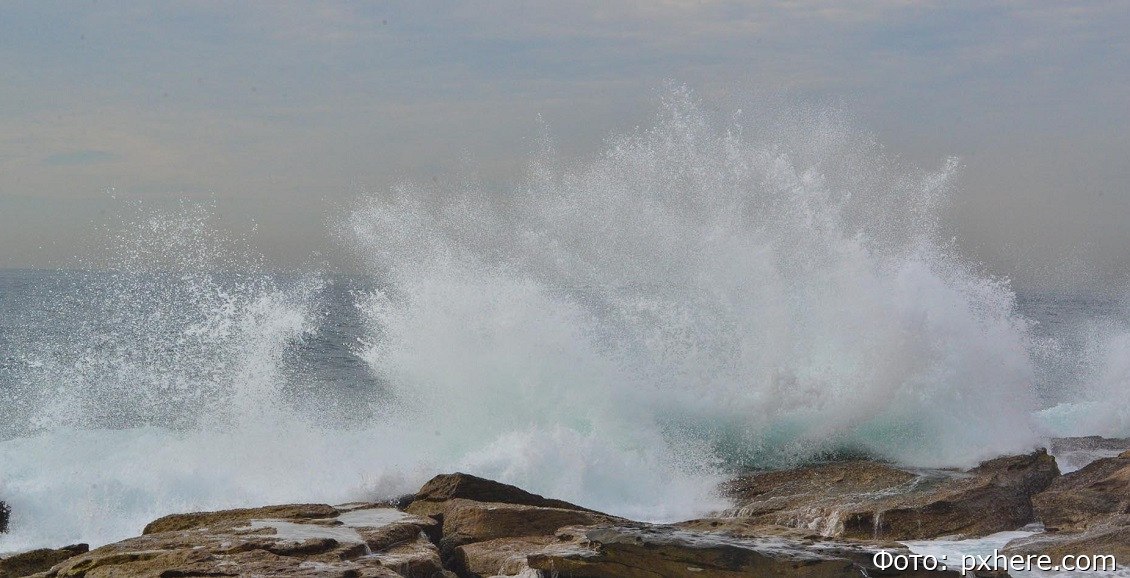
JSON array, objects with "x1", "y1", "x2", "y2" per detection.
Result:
[
  {"x1": 722, "y1": 450, "x2": 1059, "y2": 540},
  {"x1": 1005, "y1": 518, "x2": 1130, "y2": 566},
  {"x1": 31, "y1": 504, "x2": 452, "y2": 578},
  {"x1": 527, "y1": 524, "x2": 965, "y2": 578},
  {"x1": 1031, "y1": 450, "x2": 1130, "y2": 532}
]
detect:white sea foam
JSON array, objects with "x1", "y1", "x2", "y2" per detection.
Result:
[{"x1": 2, "y1": 87, "x2": 1117, "y2": 553}]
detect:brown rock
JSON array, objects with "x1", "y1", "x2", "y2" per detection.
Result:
[
  {"x1": 406, "y1": 472, "x2": 595, "y2": 518},
  {"x1": 0, "y1": 544, "x2": 88, "y2": 578},
  {"x1": 39, "y1": 503, "x2": 448, "y2": 578},
  {"x1": 1002, "y1": 451, "x2": 1130, "y2": 567},
  {"x1": 402, "y1": 473, "x2": 623, "y2": 575},
  {"x1": 723, "y1": 450, "x2": 1059, "y2": 540},
  {"x1": 450, "y1": 535, "x2": 565, "y2": 577},
  {"x1": 1004, "y1": 517, "x2": 1130, "y2": 566},
  {"x1": 143, "y1": 503, "x2": 340, "y2": 534},
  {"x1": 527, "y1": 524, "x2": 962, "y2": 577},
  {"x1": 431, "y1": 500, "x2": 621, "y2": 576},
  {"x1": 439, "y1": 498, "x2": 620, "y2": 549},
  {"x1": 1032, "y1": 451, "x2": 1130, "y2": 532}
]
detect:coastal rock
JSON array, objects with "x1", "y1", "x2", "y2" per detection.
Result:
[
  {"x1": 1049, "y1": 436, "x2": 1130, "y2": 472},
  {"x1": 1004, "y1": 519, "x2": 1130, "y2": 566},
  {"x1": 438, "y1": 498, "x2": 620, "y2": 553},
  {"x1": 723, "y1": 450, "x2": 1059, "y2": 540},
  {"x1": 526, "y1": 524, "x2": 965, "y2": 577},
  {"x1": 34, "y1": 503, "x2": 451, "y2": 578},
  {"x1": 404, "y1": 472, "x2": 963, "y2": 577},
  {"x1": 5, "y1": 467, "x2": 1047, "y2": 577},
  {"x1": 405, "y1": 472, "x2": 596, "y2": 517},
  {"x1": 143, "y1": 503, "x2": 340, "y2": 534},
  {"x1": 1030, "y1": 450, "x2": 1130, "y2": 532},
  {"x1": 0, "y1": 501, "x2": 8, "y2": 534},
  {"x1": 0, "y1": 544, "x2": 88, "y2": 578},
  {"x1": 404, "y1": 473, "x2": 623, "y2": 575},
  {"x1": 1003, "y1": 450, "x2": 1130, "y2": 565}
]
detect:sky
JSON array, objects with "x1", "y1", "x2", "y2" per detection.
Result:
[{"x1": 1, "y1": 1, "x2": 1128, "y2": 293}]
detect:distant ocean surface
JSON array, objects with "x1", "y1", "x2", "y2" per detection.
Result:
[{"x1": 2, "y1": 90, "x2": 1129, "y2": 551}]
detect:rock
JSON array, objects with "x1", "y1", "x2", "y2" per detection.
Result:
[
  {"x1": 1005, "y1": 519, "x2": 1130, "y2": 567},
  {"x1": 37, "y1": 503, "x2": 451, "y2": 578},
  {"x1": 450, "y1": 535, "x2": 567, "y2": 577},
  {"x1": 1002, "y1": 450, "x2": 1130, "y2": 566},
  {"x1": 723, "y1": 450, "x2": 1059, "y2": 540},
  {"x1": 406, "y1": 472, "x2": 596, "y2": 518},
  {"x1": 438, "y1": 498, "x2": 621, "y2": 553},
  {"x1": 403, "y1": 473, "x2": 623, "y2": 575},
  {"x1": 526, "y1": 524, "x2": 963, "y2": 577},
  {"x1": 1049, "y1": 436, "x2": 1130, "y2": 472},
  {"x1": 143, "y1": 503, "x2": 340, "y2": 534},
  {"x1": 1031, "y1": 450, "x2": 1130, "y2": 532},
  {"x1": 0, "y1": 544, "x2": 88, "y2": 578},
  {"x1": 396, "y1": 468, "x2": 963, "y2": 577},
  {"x1": 441, "y1": 504, "x2": 623, "y2": 576},
  {"x1": 0, "y1": 501, "x2": 8, "y2": 534}
]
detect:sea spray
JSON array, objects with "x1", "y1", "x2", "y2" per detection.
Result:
[
  {"x1": 0, "y1": 87, "x2": 1059, "y2": 552},
  {"x1": 348, "y1": 86, "x2": 1044, "y2": 479},
  {"x1": 0, "y1": 205, "x2": 349, "y2": 551}
]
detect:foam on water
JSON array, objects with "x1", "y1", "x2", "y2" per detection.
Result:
[
  {"x1": 349, "y1": 87, "x2": 1043, "y2": 474},
  {"x1": 1, "y1": 87, "x2": 1124, "y2": 552}
]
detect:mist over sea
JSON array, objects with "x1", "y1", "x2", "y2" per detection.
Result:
[{"x1": 2, "y1": 90, "x2": 1128, "y2": 552}]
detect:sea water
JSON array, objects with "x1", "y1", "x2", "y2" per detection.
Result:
[{"x1": 2, "y1": 88, "x2": 1128, "y2": 552}]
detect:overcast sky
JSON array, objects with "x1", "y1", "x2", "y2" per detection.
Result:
[{"x1": 1, "y1": 1, "x2": 1128, "y2": 293}]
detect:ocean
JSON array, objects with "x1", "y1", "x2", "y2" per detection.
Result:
[{"x1": 2, "y1": 91, "x2": 1128, "y2": 553}]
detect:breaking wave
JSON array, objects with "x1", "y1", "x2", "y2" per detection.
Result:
[{"x1": 2, "y1": 87, "x2": 1096, "y2": 552}]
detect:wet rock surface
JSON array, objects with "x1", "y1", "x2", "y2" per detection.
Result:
[
  {"x1": 0, "y1": 501, "x2": 8, "y2": 534},
  {"x1": 722, "y1": 450, "x2": 1059, "y2": 540},
  {"x1": 1030, "y1": 449, "x2": 1130, "y2": 533},
  {"x1": 1004, "y1": 449, "x2": 1130, "y2": 565},
  {"x1": 526, "y1": 524, "x2": 964, "y2": 578},
  {"x1": 22, "y1": 504, "x2": 449, "y2": 578},
  {"x1": 0, "y1": 544, "x2": 88, "y2": 578},
  {"x1": 14, "y1": 446, "x2": 1130, "y2": 577}
]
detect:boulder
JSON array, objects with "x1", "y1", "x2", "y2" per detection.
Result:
[
  {"x1": 1003, "y1": 450, "x2": 1130, "y2": 566},
  {"x1": 1030, "y1": 450, "x2": 1130, "y2": 532},
  {"x1": 0, "y1": 501, "x2": 8, "y2": 534},
  {"x1": 403, "y1": 473, "x2": 623, "y2": 575},
  {"x1": 722, "y1": 450, "x2": 1059, "y2": 540},
  {"x1": 406, "y1": 472, "x2": 596, "y2": 518},
  {"x1": 450, "y1": 535, "x2": 568, "y2": 577},
  {"x1": 438, "y1": 498, "x2": 620, "y2": 552},
  {"x1": 0, "y1": 544, "x2": 88, "y2": 578},
  {"x1": 34, "y1": 503, "x2": 452, "y2": 578}
]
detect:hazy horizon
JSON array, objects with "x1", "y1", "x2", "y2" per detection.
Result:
[{"x1": 2, "y1": 2, "x2": 1129, "y2": 294}]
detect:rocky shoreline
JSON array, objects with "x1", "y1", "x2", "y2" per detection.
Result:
[{"x1": 2, "y1": 437, "x2": 1128, "y2": 577}]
